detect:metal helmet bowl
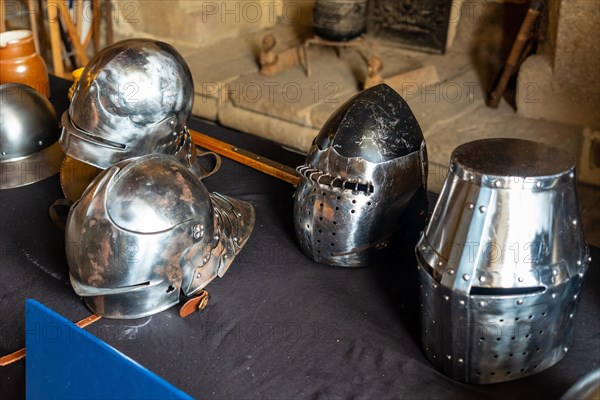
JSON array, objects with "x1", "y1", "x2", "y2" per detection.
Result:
[
  {"x1": 0, "y1": 83, "x2": 63, "y2": 189},
  {"x1": 416, "y1": 138, "x2": 590, "y2": 384},
  {"x1": 293, "y1": 84, "x2": 428, "y2": 266},
  {"x1": 66, "y1": 154, "x2": 255, "y2": 319},
  {"x1": 59, "y1": 39, "x2": 195, "y2": 169}
]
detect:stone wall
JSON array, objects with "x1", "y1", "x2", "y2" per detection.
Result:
[
  {"x1": 517, "y1": 0, "x2": 600, "y2": 129},
  {"x1": 113, "y1": 0, "x2": 314, "y2": 48}
]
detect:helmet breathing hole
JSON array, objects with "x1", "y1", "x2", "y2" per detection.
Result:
[{"x1": 166, "y1": 285, "x2": 175, "y2": 293}]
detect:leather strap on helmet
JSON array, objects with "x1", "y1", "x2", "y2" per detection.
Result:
[{"x1": 179, "y1": 290, "x2": 210, "y2": 318}]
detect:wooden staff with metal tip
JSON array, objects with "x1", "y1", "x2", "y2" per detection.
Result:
[
  {"x1": 189, "y1": 129, "x2": 301, "y2": 186},
  {"x1": 487, "y1": 0, "x2": 543, "y2": 109},
  {"x1": 0, "y1": 314, "x2": 101, "y2": 366}
]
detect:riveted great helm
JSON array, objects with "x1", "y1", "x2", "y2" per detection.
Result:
[
  {"x1": 60, "y1": 39, "x2": 198, "y2": 171},
  {"x1": 66, "y1": 154, "x2": 255, "y2": 319},
  {"x1": 1, "y1": 83, "x2": 63, "y2": 189},
  {"x1": 293, "y1": 84, "x2": 428, "y2": 267},
  {"x1": 416, "y1": 139, "x2": 590, "y2": 384}
]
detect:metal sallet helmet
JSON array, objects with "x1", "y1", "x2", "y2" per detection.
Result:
[
  {"x1": 60, "y1": 39, "x2": 198, "y2": 171},
  {"x1": 294, "y1": 84, "x2": 428, "y2": 267},
  {"x1": 416, "y1": 138, "x2": 590, "y2": 384},
  {"x1": 66, "y1": 154, "x2": 255, "y2": 319},
  {"x1": 0, "y1": 83, "x2": 64, "y2": 189}
]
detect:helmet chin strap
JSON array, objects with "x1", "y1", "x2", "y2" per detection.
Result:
[{"x1": 179, "y1": 290, "x2": 210, "y2": 318}]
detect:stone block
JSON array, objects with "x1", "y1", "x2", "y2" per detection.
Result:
[
  {"x1": 425, "y1": 101, "x2": 583, "y2": 193},
  {"x1": 227, "y1": 45, "x2": 361, "y2": 127},
  {"x1": 516, "y1": 0, "x2": 600, "y2": 128},
  {"x1": 193, "y1": 94, "x2": 219, "y2": 121},
  {"x1": 404, "y1": 68, "x2": 484, "y2": 134},
  {"x1": 113, "y1": 0, "x2": 280, "y2": 48},
  {"x1": 219, "y1": 100, "x2": 317, "y2": 152},
  {"x1": 578, "y1": 128, "x2": 600, "y2": 187}
]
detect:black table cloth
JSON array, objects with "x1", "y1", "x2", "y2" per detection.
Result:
[{"x1": 1, "y1": 77, "x2": 598, "y2": 399}]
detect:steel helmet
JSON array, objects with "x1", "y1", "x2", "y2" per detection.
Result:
[
  {"x1": 293, "y1": 84, "x2": 428, "y2": 266},
  {"x1": 66, "y1": 154, "x2": 255, "y2": 319},
  {"x1": 0, "y1": 83, "x2": 63, "y2": 189},
  {"x1": 60, "y1": 39, "x2": 196, "y2": 170},
  {"x1": 417, "y1": 139, "x2": 590, "y2": 383}
]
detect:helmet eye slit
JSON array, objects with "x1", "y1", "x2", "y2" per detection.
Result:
[{"x1": 469, "y1": 286, "x2": 546, "y2": 296}]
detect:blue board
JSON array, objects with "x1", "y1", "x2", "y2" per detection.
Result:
[{"x1": 26, "y1": 299, "x2": 193, "y2": 399}]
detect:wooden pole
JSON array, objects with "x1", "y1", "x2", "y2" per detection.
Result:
[
  {"x1": 92, "y1": 0, "x2": 100, "y2": 52},
  {"x1": 27, "y1": 0, "x2": 40, "y2": 51},
  {"x1": 488, "y1": 0, "x2": 543, "y2": 108},
  {"x1": 0, "y1": 314, "x2": 101, "y2": 366},
  {"x1": 47, "y1": 0, "x2": 65, "y2": 76},
  {"x1": 55, "y1": 0, "x2": 89, "y2": 66},
  {"x1": 189, "y1": 129, "x2": 301, "y2": 186},
  {"x1": 1, "y1": 0, "x2": 7, "y2": 32},
  {"x1": 75, "y1": 0, "x2": 83, "y2": 38},
  {"x1": 104, "y1": 0, "x2": 113, "y2": 45}
]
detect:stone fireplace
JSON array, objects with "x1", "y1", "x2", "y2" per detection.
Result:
[
  {"x1": 2, "y1": 0, "x2": 598, "y2": 242},
  {"x1": 110, "y1": 0, "x2": 599, "y2": 243}
]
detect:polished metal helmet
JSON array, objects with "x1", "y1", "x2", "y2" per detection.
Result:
[
  {"x1": 416, "y1": 138, "x2": 590, "y2": 384},
  {"x1": 65, "y1": 154, "x2": 255, "y2": 319},
  {"x1": 60, "y1": 39, "x2": 197, "y2": 170},
  {"x1": 0, "y1": 83, "x2": 63, "y2": 189},
  {"x1": 294, "y1": 83, "x2": 428, "y2": 266}
]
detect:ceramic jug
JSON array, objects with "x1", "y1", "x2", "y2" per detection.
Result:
[{"x1": 0, "y1": 30, "x2": 50, "y2": 98}]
